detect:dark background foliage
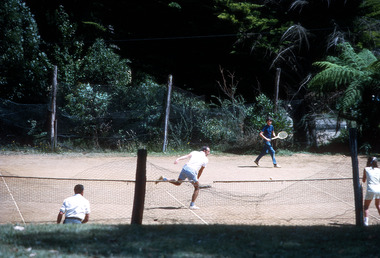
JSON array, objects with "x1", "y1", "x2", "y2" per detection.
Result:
[
  {"x1": 23, "y1": 0, "x2": 363, "y2": 100},
  {"x1": 1, "y1": 0, "x2": 379, "y2": 152}
]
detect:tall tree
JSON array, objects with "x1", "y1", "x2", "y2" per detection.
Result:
[{"x1": 0, "y1": 0, "x2": 51, "y2": 103}]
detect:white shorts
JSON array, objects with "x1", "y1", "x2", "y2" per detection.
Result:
[{"x1": 365, "y1": 191, "x2": 380, "y2": 200}]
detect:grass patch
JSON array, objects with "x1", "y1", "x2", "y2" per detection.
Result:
[{"x1": 1, "y1": 224, "x2": 379, "y2": 257}]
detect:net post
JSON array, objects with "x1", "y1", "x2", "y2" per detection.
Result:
[
  {"x1": 131, "y1": 149, "x2": 147, "y2": 225},
  {"x1": 349, "y1": 128, "x2": 364, "y2": 226}
]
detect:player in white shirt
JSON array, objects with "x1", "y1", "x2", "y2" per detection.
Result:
[
  {"x1": 57, "y1": 184, "x2": 91, "y2": 224},
  {"x1": 158, "y1": 146, "x2": 210, "y2": 209},
  {"x1": 362, "y1": 157, "x2": 380, "y2": 226}
]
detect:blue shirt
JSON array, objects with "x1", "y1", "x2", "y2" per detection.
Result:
[{"x1": 261, "y1": 125, "x2": 274, "y2": 139}]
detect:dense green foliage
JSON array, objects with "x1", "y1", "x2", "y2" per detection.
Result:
[
  {"x1": 308, "y1": 42, "x2": 380, "y2": 150},
  {"x1": 309, "y1": 43, "x2": 378, "y2": 114},
  {"x1": 0, "y1": 0, "x2": 51, "y2": 103},
  {"x1": 356, "y1": 0, "x2": 380, "y2": 49},
  {"x1": 0, "y1": 0, "x2": 379, "y2": 152},
  {"x1": 64, "y1": 83, "x2": 111, "y2": 148},
  {"x1": 199, "y1": 93, "x2": 292, "y2": 151}
]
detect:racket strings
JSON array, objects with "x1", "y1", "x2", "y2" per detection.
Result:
[{"x1": 277, "y1": 131, "x2": 288, "y2": 139}]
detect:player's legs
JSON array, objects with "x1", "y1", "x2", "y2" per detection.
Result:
[
  {"x1": 267, "y1": 143, "x2": 277, "y2": 165},
  {"x1": 191, "y1": 181, "x2": 200, "y2": 203},
  {"x1": 255, "y1": 142, "x2": 269, "y2": 163},
  {"x1": 168, "y1": 178, "x2": 182, "y2": 186},
  {"x1": 177, "y1": 167, "x2": 201, "y2": 208},
  {"x1": 189, "y1": 181, "x2": 201, "y2": 209},
  {"x1": 364, "y1": 199, "x2": 371, "y2": 217},
  {"x1": 363, "y1": 198, "x2": 372, "y2": 225},
  {"x1": 375, "y1": 198, "x2": 380, "y2": 215},
  {"x1": 364, "y1": 191, "x2": 375, "y2": 216}
]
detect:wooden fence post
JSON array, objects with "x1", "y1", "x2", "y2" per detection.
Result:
[
  {"x1": 50, "y1": 65, "x2": 58, "y2": 152},
  {"x1": 163, "y1": 74, "x2": 173, "y2": 152},
  {"x1": 349, "y1": 128, "x2": 364, "y2": 226},
  {"x1": 131, "y1": 149, "x2": 147, "y2": 225}
]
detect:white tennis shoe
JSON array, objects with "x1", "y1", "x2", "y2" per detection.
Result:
[{"x1": 189, "y1": 205, "x2": 200, "y2": 210}]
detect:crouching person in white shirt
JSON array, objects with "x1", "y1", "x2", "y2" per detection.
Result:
[{"x1": 57, "y1": 184, "x2": 91, "y2": 224}]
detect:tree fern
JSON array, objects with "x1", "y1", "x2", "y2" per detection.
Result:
[
  {"x1": 341, "y1": 81, "x2": 362, "y2": 114},
  {"x1": 357, "y1": 49, "x2": 377, "y2": 66},
  {"x1": 308, "y1": 42, "x2": 379, "y2": 120},
  {"x1": 367, "y1": 60, "x2": 380, "y2": 82},
  {"x1": 338, "y1": 42, "x2": 371, "y2": 70},
  {"x1": 309, "y1": 61, "x2": 360, "y2": 91}
]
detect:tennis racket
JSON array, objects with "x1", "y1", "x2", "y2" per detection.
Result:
[{"x1": 272, "y1": 131, "x2": 288, "y2": 140}]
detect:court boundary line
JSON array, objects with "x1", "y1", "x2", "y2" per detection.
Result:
[
  {"x1": 164, "y1": 190, "x2": 209, "y2": 225},
  {"x1": 213, "y1": 178, "x2": 353, "y2": 183},
  {"x1": 0, "y1": 171, "x2": 26, "y2": 225},
  {"x1": 303, "y1": 180, "x2": 380, "y2": 223},
  {"x1": 304, "y1": 181, "x2": 354, "y2": 207}
]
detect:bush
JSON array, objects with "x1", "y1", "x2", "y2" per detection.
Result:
[
  {"x1": 197, "y1": 94, "x2": 292, "y2": 152},
  {"x1": 64, "y1": 83, "x2": 111, "y2": 148}
]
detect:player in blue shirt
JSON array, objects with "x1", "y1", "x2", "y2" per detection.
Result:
[{"x1": 254, "y1": 117, "x2": 280, "y2": 168}]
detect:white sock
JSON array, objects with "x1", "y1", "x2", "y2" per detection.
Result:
[
  {"x1": 364, "y1": 217, "x2": 369, "y2": 225},
  {"x1": 190, "y1": 202, "x2": 195, "y2": 206}
]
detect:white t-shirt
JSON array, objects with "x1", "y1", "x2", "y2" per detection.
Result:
[
  {"x1": 365, "y1": 167, "x2": 380, "y2": 193},
  {"x1": 60, "y1": 194, "x2": 91, "y2": 220},
  {"x1": 186, "y1": 151, "x2": 208, "y2": 172}
]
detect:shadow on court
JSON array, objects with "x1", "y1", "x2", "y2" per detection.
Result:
[{"x1": 2, "y1": 224, "x2": 380, "y2": 257}]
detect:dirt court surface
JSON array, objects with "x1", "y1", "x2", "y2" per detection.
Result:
[
  {"x1": 1, "y1": 151, "x2": 377, "y2": 226},
  {"x1": 0, "y1": 152, "x2": 366, "y2": 179}
]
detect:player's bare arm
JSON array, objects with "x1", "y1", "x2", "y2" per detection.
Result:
[
  {"x1": 57, "y1": 211, "x2": 64, "y2": 224},
  {"x1": 197, "y1": 167, "x2": 205, "y2": 179},
  {"x1": 82, "y1": 214, "x2": 90, "y2": 224},
  {"x1": 174, "y1": 153, "x2": 192, "y2": 164},
  {"x1": 259, "y1": 131, "x2": 270, "y2": 142}
]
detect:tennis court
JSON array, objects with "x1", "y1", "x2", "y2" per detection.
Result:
[{"x1": 1, "y1": 152, "x2": 378, "y2": 226}]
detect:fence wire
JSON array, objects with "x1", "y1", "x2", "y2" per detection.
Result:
[
  {"x1": 1, "y1": 157, "x2": 379, "y2": 226},
  {"x1": 144, "y1": 177, "x2": 357, "y2": 225}
]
